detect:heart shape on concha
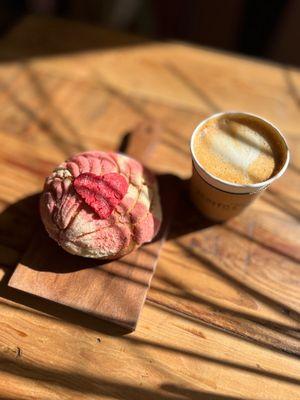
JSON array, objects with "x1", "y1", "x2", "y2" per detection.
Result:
[
  {"x1": 74, "y1": 172, "x2": 129, "y2": 219},
  {"x1": 40, "y1": 151, "x2": 162, "y2": 259}
]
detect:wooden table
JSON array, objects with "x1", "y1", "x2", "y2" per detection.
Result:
[{"x1": 0, "y1": 16, "x2": 300, "y2": 400}]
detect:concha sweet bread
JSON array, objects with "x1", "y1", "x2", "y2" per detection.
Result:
[{"x1": 40, "y1": 151, "x2": 162, "y2": 259}]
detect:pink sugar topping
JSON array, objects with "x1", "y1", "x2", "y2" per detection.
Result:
[
  {"x1": 74, "y1": 172, "x2": 128, "y2": 219},
  {"x1": 40, "y1": 151, "x2": 162, "y2": 259}
]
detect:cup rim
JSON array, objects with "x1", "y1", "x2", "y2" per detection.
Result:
[{"x1": 190, "y1": 111, "x2": 290, "y2": 194}]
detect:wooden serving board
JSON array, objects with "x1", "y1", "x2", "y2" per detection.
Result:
[{"x1": 8, "y1": 123, "x2": 176, "y2": 330}]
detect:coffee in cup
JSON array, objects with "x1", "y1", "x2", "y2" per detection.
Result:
[{"x1": 190, "y1": 111, "x2": 289, "y2": 221}]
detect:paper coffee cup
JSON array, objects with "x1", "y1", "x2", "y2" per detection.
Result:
[{"x1": 190, "y1": 111, "x2": 290, "y2": 221}]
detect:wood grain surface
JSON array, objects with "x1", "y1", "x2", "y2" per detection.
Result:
[{"x1": 0, "y1": 15, "x2": 300, "y2": 400}]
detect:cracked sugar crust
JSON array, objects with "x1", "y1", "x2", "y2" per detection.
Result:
[{"x1": 40, "y1": 151, "x2": 162, "y2": 259}]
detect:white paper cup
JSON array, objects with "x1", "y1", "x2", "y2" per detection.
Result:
[{"x1": 190, "y1": 111, "x2": 290, "y2": 221}]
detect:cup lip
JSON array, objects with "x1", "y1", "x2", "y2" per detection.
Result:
[{"x1": 190, "y1": 111, "x2": 290, "y2": 194}]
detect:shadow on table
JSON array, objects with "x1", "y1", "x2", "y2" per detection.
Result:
[
  {"x1": 1, "y1": 296, "x2": 300, "y2": 392},
  {"x1": 0, "y1": 352, "x2": 277, "y2": 400}
]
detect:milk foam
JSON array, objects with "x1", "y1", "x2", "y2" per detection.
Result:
[
  {"x1": 209, "y1": 121, "x2": 270, "y2": 180},
  {"x1": 194, "y1": 116, "x2": 278, "y2": 185}
]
